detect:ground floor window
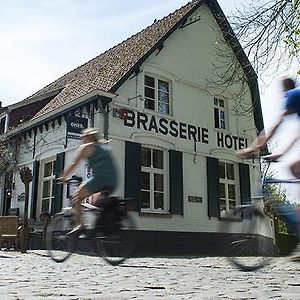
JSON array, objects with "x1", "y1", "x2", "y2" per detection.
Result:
[
  {"x1": 219, "y1": 161, "x2": 238, "y2": 217},
  {"x1": 140, "y1": 146, "x2": 167, "y2": 212},
  {"x1": 39, "y1": 159, "x2": 56, "y2": 214}
]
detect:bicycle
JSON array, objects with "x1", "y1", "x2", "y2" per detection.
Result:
[
  {"x1": 45, "y1": 179, "x2": 137, "y2": 266},
  {"x1": 219, "y1": 157, "x2": 300, "y2": 271}
]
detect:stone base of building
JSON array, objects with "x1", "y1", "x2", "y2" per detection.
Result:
[{"x1": 29, "y1": 230, "x2": 275, "y2": 256}]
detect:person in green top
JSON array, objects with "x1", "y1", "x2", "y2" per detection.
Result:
[{"x1": 59, "y1": 127, "x2": 118, "y2": 227}]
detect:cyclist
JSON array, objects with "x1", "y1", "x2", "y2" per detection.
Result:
[
  {"x1": 238, "y1": 76, "x2": 300, "y2": 261},
  {"x1": 58, "y1": 127, "x2": 118, "y2": 232}
]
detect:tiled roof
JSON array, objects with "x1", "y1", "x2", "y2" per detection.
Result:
[{"x1": 32, "y1": 0, "x2": 200, "y2": 119}]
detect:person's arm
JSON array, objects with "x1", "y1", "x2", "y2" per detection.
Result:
[
  {"x1": 237, "y1": 109, "x2": 292, "y2": 158},
  {"x1": 59, "y1": 145, "x2": 90, "y2": 181},
  {"x1": 263, "y1": 133, "x2": 300, "y2": 161}
]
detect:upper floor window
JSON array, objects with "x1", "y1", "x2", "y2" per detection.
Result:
[
  {"x1": 140, "y1": 146, "x2": 167, "y2": 212},
  {"x1": 144, "y1": 75, "x2": 170, "y2": 115},
  {"x1": 214, "y1": 98, "x2": 227, "y2": 130},
  {"x1": 0, "y1": 116, "x2": 6, "y2": 134}
]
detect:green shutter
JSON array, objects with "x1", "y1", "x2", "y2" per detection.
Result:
[
  {"x1": 125, "y1": 141, "x2": 141, "y2": 211},
  {"x1": 239, "y1": 163, "x2": 251, "y2": 205},
  {"x1": 169, "y1": 150, "x2": 183, "y2": 215},
  {"x1": 30, "y1": 160, "x2": 40, "y2": 219},
  {"x1": 52, "y1": 152, "x2": 65, "y2": 215},
  {"x1": 207, "y1": 157, "x2": 220, "y2": 217}
]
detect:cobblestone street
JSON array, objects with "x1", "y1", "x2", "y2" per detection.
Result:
[{"x1": 0, "y1": 250, "x2": 299, "y2": 299}]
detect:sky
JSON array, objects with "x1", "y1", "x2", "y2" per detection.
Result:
[{"x1": 0, "y1": 0, "x2": 299, "y2": 200}]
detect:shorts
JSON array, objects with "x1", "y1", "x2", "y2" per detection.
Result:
[{"x1": 83, "y1": 177, "x2": 115, "y2": 195}]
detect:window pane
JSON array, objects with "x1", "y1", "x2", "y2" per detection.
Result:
[
  {"x1": 220, "y1": 199, "x2": 226, "y2": 211},
  {"x1": 219, "y1": 99, "x2": 224, "y2": 107},
  {"x1": 145, "y1": 98, "x2": 155, "y2": 110},
  {"x1": 141, "y1": 147, "x2": 151, "y2": 167},
  {"x1": 154, "y1": 174, "x2": 164, "y2": 191},
  {"x1": 220, "y1": 110, "x2": 225, "y2": 120},
  {"x1": 228, "y1": 184, "x2": 236, "y2": 199},
  {"x1": 220, "y1": 120, "x2": 226, "y2": 129},
  {"x1": 52, "y1": 179, "x2": 56, "y2": 195},
  {"x1": 153, "y1": 149, "x2": 163, "y2": 169},
  {"x1": 145, "y1": 87, "x2": 155, "y2": 99},
  {"x1": 158, "y1": 102, "x2": 169, "y2": 114},
  {"x1": 219, "y1": 183, "x2": 225, "y2": 198},
  {"x1": 141, "y1": 191, "x2": 150, "y2": 209},
  {"x1": 158, "y1": 80, "x2": 169, "y2": 93},
  {"x1": 229, "y1": 200, "x2": 236, "y2": 210},
  {"x1": 219, "y1": 161, "x2": 225, "y2": 178},
  {"x1": 42, "y1": 180, "x2": 51, "y2": 198},
  {"x1": 158, "y1": 90, "x2": 169, "y2": 103},
  {"x1": 145, "y1": 75, "x2": 155, "y2": 87},
  {"x1": 44, "y1": 162, "x2": 52, "y2": 177},
  {"x1": 154, "y1": 192, "x2": 164, "y2": 210},
  {"x1": 41, "y1": 199, "x2": 50, "y2": 213},
  {"x1": 141, "y1": 172, "x2": 150, "y2": 190},
  {"x1": 214, "y1": 98, "x2": 218, "y2": 106},
  {"x1": 226, "y1": 163, "x2": 235, "y2": 180}
]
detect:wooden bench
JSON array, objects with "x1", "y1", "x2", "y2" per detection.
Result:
[{"x1": 0, "y1": 216, "x2": 21, "y2": 250}]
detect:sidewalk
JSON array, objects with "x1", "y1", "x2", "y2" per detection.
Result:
[{"x1": 0, "y1": 250, "x2": 299, "y2": 299}]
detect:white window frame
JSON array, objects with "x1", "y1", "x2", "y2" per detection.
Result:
[
  {"x1": 144, "y1": 74, "x2": 172, "y2": 115},
  {"x1": 219, "y1": 161, "x2": 239, "y2": 217},
  {"x1": 38, "y1": 158, "x2": 56, "y2": 215},
  {"x1": 214, "y1": 98, "x2": 228, "y2": 130},
  {"x1": 140, "y1": 145, "x2": 168, "y2": 213},
  {"x1": 0, "y1": 114, "x2": 8, "y2": 134}
]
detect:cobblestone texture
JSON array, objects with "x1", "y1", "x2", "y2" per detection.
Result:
[{"x1": 0, "y1": 250, "x2": 299, "y2": 299}]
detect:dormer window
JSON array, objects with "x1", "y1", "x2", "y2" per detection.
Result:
[
  {"x1": 0, "y1": 116, "x2": 6, "y2": 134},
  {"x1": 144, "y1": 75, "x2": 171, "y2": 115}
]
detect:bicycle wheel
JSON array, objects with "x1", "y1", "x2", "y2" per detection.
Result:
[
  {"x1": 220, "y1": 205, "x2": 272, "y2": 271},
  {"x1": 45, "y1": 213, "x2": 77, "y2": 263},
  {"x1": 95, "y1": 213, "x2": 136, "y2": 266}
]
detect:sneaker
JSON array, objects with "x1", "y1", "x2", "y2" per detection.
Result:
[{"x1": 67, "y1": 224, "x2": 84, "y2": 236}]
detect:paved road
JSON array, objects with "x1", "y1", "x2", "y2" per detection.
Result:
[{"x1": 0, "y1": 250, "x2": 299, "y2": 299}]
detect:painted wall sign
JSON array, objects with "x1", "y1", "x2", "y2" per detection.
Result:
[
  {"x1": 124, "y1": 110, "x2": 209, "y2": 144},
  {"x1": 122, "y1": 109, "x2": 248, "y2": 150}
]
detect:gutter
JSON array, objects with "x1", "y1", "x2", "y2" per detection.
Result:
[{"x1": 6, "y1": 89, "x2": 116, "y2": 138}]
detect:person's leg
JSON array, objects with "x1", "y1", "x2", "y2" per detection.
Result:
[{"x1": 72, "y1": 184, "x2": 93, "y2": 226}]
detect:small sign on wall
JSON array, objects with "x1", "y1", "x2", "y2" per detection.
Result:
[{"x1": 188, "y1": 196, "x2": 202, "y2": 203}]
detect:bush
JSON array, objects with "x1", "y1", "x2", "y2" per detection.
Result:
[{"x1": 277, "y1": 233, "x2": 299, "y2": 255}]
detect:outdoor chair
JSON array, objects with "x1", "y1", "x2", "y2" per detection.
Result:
[{"x1": 0, "y1": 216, "x2": 21, "y2": 250}]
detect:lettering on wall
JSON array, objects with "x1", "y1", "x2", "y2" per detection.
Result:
[{"x1": 122, "y1": 109, "x2": 249, "y2": 150}]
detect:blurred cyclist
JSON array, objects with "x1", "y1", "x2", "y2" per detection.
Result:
[
  {"x1": 59, "y1": 128, "x2": 118, "y2": 231},
  {"x1": 238, "y1": 77, "x2": 300, "y2": 261}
]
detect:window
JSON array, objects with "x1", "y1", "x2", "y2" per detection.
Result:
[
  {"x1": 0, "y1": 116, "x2": 6, "y2": 134},
  {"x1": 219, "y1": 161, "x2": 237, "y2": 217},
  {"x1": 140, "y1": 146, "x2": 167, "y2": 212},
  {"x1": 144, "y1": 75, "x2": 170, "y2": 114},
  {"x1": 40, "y1": 160, "x2": 56, "y2": 213},
  {"x1": 214, "y1": 98, "x2": 227, "y2": 129}
]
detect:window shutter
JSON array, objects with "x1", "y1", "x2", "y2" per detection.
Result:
[
  {"x1": 239, "y1": 163, "x2": 251, "y2": 205},
  {"x1": 52, "y1": 152, "x2": 65, "y2": 215},
  {"x1": 169, "y1": 150, "x2": 183, "y2": 215},
  {"x1": 30, "y1": 160, "x2": 40, "y2": 219},
  {"x1": 207, "y1": 157, "x2": 220, "y2": 217},
  {"x1": 125, "y1": 141, "x2": 141, "y2": 211}
]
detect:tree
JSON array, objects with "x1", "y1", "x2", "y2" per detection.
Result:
[
  {"x1": 0, "y1": 138, "x2": 17, "y2": 175},
  {"x1": 230, "y1": 0, "x2": 300, "y2": 77}
]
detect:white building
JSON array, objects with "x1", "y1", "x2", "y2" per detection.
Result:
[{"x1": 0, "y1": 0, "x2": 274, "y2": 254}]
